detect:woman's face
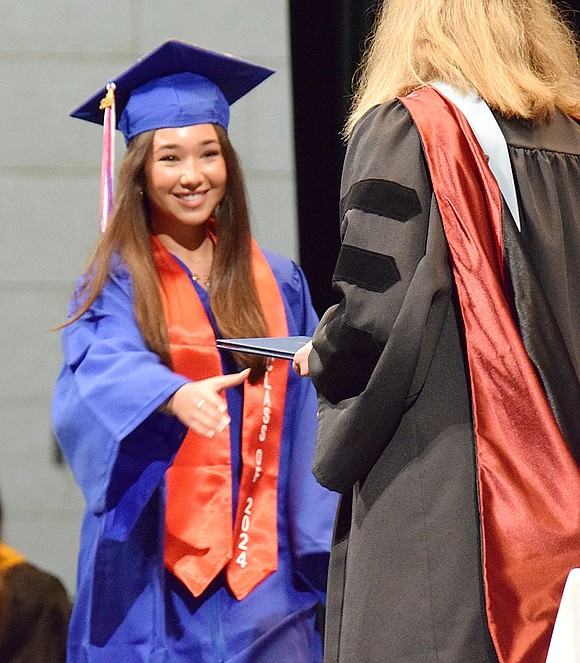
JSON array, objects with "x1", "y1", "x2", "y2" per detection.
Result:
[{"x1": 144, "y1": 123, "x2": 227, "y2": 236}]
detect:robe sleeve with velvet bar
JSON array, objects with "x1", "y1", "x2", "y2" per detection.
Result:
[
  {"x1": 52, "y1": 251, "x2": 337, "y2": 663},
  {"x1": 308, "y1": 98, "x2": 580, "y2": 663}
]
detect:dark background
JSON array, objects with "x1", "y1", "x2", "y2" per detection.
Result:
[
  {"x1": 289, "y1": 0, "x2": 580, "y2": 316},
  {"x1": 290, "y1": 0, "x2": 380, "y2": 315}
]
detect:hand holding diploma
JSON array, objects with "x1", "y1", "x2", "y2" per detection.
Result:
[{"x1": 292, "y1": 340, "x2": 313, "y2": 377}]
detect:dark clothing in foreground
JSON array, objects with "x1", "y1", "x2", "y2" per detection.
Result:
[
  {"x1": 0, "y1": 542, "x2": 71, "y2": 663},
  {"x1": 309, "y1": 95, "x2": 580, "y2": 663}
]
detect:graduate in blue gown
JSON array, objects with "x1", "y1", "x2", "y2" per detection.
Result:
[{"x1": 51, "y1": 41, "x2": 338, "y2": 663}]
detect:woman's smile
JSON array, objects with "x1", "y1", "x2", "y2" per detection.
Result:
[{"x1": 174, "y1": 190, "x2": 210, "y2": 208}]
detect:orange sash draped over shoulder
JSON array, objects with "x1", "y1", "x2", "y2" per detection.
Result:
[
  {"x1": 151, "y1": 235, "x2": 289, "y2": 600},
  {"x1": 401, "y1": 88, "x2": 580, "y2": 663}
]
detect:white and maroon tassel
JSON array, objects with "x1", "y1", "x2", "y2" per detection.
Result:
[{"x1": 98, "y1": 82, "x2": 116, "y2": 232}]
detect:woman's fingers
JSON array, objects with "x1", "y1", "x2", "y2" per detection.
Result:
[
  {"x1": 189, "y1": 403, "x2": 230, "y2": 437},
  {"x1": 167, "y1": 368, "x2": 251, "y2": 437},
  {"x1": 292, "y1": 341, "x2": 313, "y2": 377},
  {"x1": 197, "y1": 368, "x2": 251, "y2": 420},
  {"x1": 206, "y1": 368, "x2": 251, "y2": 392},
  {"x1": 170, "y1": 384, "x2": 229, "y2": 437}
]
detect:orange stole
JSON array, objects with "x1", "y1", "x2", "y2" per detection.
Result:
[
  {"x1": 0, "y1": 542, "x2": 25, "y2": 572},
  {"x1": 401, "y1": 88, "x2": 580, "y2": 663},
  {"x1": 151, "y1": 236, "x2": 289, "y2": 600}
]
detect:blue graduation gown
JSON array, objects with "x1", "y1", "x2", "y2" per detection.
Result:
[{"x1": 52, "y1": 250, "x2": 338, "y2": 663}]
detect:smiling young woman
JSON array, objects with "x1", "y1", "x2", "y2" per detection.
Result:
[{"x1": 52, "y1": 41, "x2": 338, "y2": 663}]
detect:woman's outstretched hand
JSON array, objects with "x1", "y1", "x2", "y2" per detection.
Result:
[
  {"x1": 165, "y1": 368, "x2": 251, "y2": 438},
  {"x1": 292, "y1": 340, "x2": 313, "y2": 377}
]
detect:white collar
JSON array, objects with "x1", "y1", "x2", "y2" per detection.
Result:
[{"x1": 432, "y1": 81, "x2": 521, "y2": 231}]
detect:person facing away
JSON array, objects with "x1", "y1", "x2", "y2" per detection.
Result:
[
  {"x1": 51, "y1": 40, "x2": 338, "y2": 663},
  {"x1": 293, "y1": 1, "x2": 580, "y2": 662},
  {"x1": 0, "y1": 492, "x2": 71, "y2": 663}
]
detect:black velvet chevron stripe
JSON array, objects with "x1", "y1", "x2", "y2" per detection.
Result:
[
  {"x1": 333, "y1": 244, "x2": 401, "y2": 292},
  {"x1": 341, "y1": 178, "x2": 422, "y2": 222}
]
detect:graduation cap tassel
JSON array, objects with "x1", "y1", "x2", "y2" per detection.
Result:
[{"x1": 98, "y1": 82, "x2": 116, "y2": 232}]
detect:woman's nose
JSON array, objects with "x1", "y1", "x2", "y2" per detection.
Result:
[{"x1": 180, "y1": 160, "x2": 202, "y2": 186}]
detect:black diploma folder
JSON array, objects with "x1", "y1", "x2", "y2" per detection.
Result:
[{"x1": 215, "y1": 336, "x2": 311, "y2": 360}]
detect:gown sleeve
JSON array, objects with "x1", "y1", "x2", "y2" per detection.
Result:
[
  {"x1": 309, "y1": 100, "x2": 454, "y2": 493},
  {"x1": 51, "y1": 267, "x2": 189, "y2": 540}
]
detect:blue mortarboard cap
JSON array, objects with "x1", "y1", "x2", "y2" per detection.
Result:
[{"x1": 70, "y1": 40, "x2": 274, "y2": 142}]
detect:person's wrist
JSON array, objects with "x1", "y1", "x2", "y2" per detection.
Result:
[{"x1": 160, "y1": 395, "x2": 175, "y2": 415}]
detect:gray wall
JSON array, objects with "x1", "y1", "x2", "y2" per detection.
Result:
[{"x1": 0, "y1": 1, "x2": 296, "y2": 594}]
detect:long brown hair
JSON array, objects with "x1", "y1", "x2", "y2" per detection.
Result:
[
  {"x1": 346, "y1": 0, "x2": 580, "y2": 135},
  {"x1": 64, "y1": 124, "x2": 269, "y2": 382}
]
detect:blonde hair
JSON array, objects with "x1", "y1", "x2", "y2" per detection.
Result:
[{"x1": 346, "y1": 0, "x2": 580, "y2": 134}]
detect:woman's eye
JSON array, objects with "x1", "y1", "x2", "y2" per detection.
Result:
[
  {"x1": 160, "y1": 155, "x2": 177, "y2": 162},
  {"x1": 202, "y1": 150, "x2": 220, "y2": 159}
]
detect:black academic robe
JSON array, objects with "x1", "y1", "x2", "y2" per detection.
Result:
[{"x1": 309, "y1": 97, "x2": 580, "y2": 663}]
